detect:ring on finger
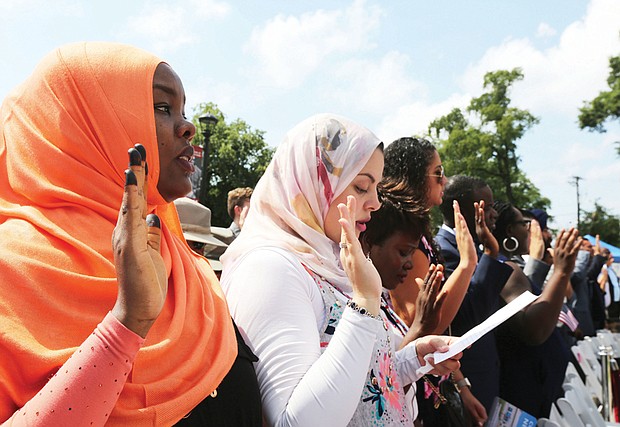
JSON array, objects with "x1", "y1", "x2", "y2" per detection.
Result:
[{"x1": 339, "y1": 242, "x2": 349, "y2": 249}]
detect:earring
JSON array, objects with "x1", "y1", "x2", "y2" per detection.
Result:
[
  {"x1": 502, "y1": 237, "x2": 519, "y2": 253},
  {"x1": 366, "y1": 252, "x2": 372, "y2": 262}
]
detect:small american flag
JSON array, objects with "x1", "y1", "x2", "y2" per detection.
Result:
[{"x1": 558, "y1": 305, "x2": 579, "y2": 332}]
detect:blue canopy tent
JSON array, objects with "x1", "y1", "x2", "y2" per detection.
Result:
[{"x1": 584, "y1": 234, "x2": 620, "y2": 260}]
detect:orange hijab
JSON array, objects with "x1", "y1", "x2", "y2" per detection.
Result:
[{"x1": 0, "y1": 42, "x2": 236, "y2": 425}]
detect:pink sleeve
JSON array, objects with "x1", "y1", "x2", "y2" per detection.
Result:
[{"x1": 3, "y1": 312, "x2": 144, "y2": 427}]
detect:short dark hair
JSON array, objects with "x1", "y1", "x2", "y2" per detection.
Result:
[
  {"x1": 383, "y1": 137, "x2": 437, "y2": 210},
  {"x1": 227, "y1": 187, "x2": 253, "y2": 219},
  {"x1": 439, "y1": 175, "x2": 488, "y2": 222}
]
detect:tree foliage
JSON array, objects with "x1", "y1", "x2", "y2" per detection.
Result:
[
  {"x1": 428, "y1": 68, "x2": 550, "y2": 210},
  {"x1": 191, "y1": 102, "x2": 274, "y2": 226},
  {"x1": 579, "y1": 55, "x2": 620, "y2": 132},
  {"x1": 580, "y1": 202, "x2": 620, "y2": 247}
]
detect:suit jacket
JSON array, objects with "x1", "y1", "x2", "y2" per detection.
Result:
[{"x1": 435, "y1": 226, "x2": 513, "y2": 411}]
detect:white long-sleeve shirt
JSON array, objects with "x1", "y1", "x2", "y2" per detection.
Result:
[{"x1": 222, "y1": 247, "x2": 423, "y2": 427}]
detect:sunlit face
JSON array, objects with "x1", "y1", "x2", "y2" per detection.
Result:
[
  {"x1": 365, "y1": 231, "x2": 418, "y2": 290},
  {"x1": 324, "y1": 148, "x2": 384, "y2": 243},
  {"x1": 153, "y1": 63, "x2": 197, "y2": 202},
  {"x1": 425, "y1": 150, "x2": 447, "y2": 208}
]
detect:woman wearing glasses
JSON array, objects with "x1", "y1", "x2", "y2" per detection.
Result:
[
  {"x1": 491, "y1": 201, "x2": 582, "y2": 418},
  {"x1": 381, "y1": 137, "x2": 477, "y2": 334},
  {"x1": 380, "y1": 138, "x2": 486, "y2": 425}
]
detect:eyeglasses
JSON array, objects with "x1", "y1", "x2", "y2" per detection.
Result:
[
  {"x1": 427, "y1": 165, "x2": 445, "y2": 182},
  {"x1": 513, "y1": 219, "x2": 532, "y2": 230}
]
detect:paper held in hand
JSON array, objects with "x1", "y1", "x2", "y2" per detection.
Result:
[{"x1": 416, "y1": 290, "x2": 539, "y2": 375}]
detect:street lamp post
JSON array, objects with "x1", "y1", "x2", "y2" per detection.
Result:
[{"x1": 197, "y1": 113, "x2": 219, "y2": 206}]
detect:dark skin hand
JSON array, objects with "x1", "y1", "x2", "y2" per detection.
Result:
[
  {"x1": 500, "y1": 228, "x2": 581, "y2": 345},
  {"x1": 400, "y1": 264, "x2": 446, "y2": 347},
  {"x1": 474, "y1": 200, "x2": 499, "y2": 258},
  {"x1": 112, "y1": 145, "x2": 167, "y2": 338},
  {"x1": 528, "y1": 219, "x2": 547, "y2": 261}
]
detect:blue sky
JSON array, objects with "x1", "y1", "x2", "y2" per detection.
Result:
[{"x1": 1, "y1": 0, "x2": 619, "y2": 229}]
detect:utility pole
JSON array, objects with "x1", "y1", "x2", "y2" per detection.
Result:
[{"x1": 570, "y1": 176, "x2": 582, "y2": 230}]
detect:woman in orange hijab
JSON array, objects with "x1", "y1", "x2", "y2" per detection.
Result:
[{"x1": 0, "y1": 42, "x2": 260, "y2": 426}]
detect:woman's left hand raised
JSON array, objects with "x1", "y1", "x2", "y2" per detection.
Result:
[{"x1": 112, "y1": 144, "x2": 168, "y2": 338}]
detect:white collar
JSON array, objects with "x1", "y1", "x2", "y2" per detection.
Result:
[{"x1": 441, "y1": 223, "x2": 456, "y2": 236}]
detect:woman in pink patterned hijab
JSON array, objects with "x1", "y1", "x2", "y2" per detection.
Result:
[{"x1": 221, "y1": 114, "x2": 461, "y2": 426}]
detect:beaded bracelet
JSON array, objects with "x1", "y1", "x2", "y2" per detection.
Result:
[{"x1": 346, "y1": 300, "x2": 380, "y2": 320}]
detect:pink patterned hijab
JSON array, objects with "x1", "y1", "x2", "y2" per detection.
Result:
[{"x1": 221, "y1": 113, "x2": 381, "y2": 293}]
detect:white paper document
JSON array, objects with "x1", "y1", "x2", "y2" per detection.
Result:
[{"x1": 416, "y1": 290, "x2": 539, "y2": 375}]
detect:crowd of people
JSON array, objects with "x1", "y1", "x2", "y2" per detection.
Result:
[{"x1": 0, "y1": 41, "x2": 615, "y2": 427}]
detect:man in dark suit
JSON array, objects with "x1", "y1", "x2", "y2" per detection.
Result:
[{"x1": 435, "y1": 175, "x2": 513, "y2": 413}]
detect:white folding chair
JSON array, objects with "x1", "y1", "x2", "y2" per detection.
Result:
[
  {"x1": 563, "y1": 374, "x2": 620, "y2": 427},
  {"x1": 564, "y1": 383, "x2": 605, "y2": 427},
  {"x1": 549, "y1": 402, "x2": 571, "y2": 427},
  {"x1": 573, "y1": 344, "x2": 603, "y2": 401},
  {"x1": 537, "y1": 418, "x2": 562, "y2": 427},
  {"x1": 555, "y1": 397, "x2": 587, "y2": 427}
]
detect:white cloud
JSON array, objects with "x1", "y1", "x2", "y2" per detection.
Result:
[
  {"x1": 377, "y1": 93, "x2": 472, "y2": 145},
  {"x1": 125, "y1": 4, "x2": 195, "y2": 51},
  {"x1": 460, "y1": 0, "x2": 620, "y2": 116},
  {"x1": 187, "y1": 78, "x2": 241, "y2": 117},
  {"x1": 123, "y1": 0, "x2": 230, "y2": 53},
  {"x1": 189, "y1": 0, "x2": 230, "y2": 19},
  {"x1": 244, "y1": 0, "x2": 383, "y2": 89},
  {"x1": 536, "y1": 22, "x2": 557, "y2": 38},
  {"x1": 323, "y1": 51, "x2": 424, "y2": 116}
]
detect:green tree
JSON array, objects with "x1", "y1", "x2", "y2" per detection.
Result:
[
  {"x1": 580, "y1": 202, "x2": 620, "y2": 246},
  {"x1": 429, "y1": 68, "x2": 550, "y2": 209},
  {"x1": 578, "y1": 54, "x2": 620, "y2": 154},
  {"x1": 191, "y1": 102, "x2": 274, "y2": 226}
]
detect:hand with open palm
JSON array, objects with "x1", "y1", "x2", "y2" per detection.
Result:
[{"x1": 112, "y1": 145, "x2": 167, "y2": 338}]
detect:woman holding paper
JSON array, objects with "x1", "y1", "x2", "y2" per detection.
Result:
[
  {"x1": 492, "y1": 201, "x2": 581, "y2": 418},
  {"x1": 221, "y1": 114, "x2": 462, "y2": 426}
]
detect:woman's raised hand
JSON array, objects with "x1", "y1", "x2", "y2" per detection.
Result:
[
  {"x1": 474, "y1": 200, "x2": 499, "y2": 258},
  {"x1": 338, "y1": 195, "x2": 382, "y2": 316},
  {"x1": 528, "y1": 219, "x2": 546, "y2": 261},
  {"x1": 552, "y1": 228, "x2": 581, "y2": 276},
  {"x1": 112, "y1": 145, "x2": 168, "y2": 338},
  {"x1": 454, "y1": 200, "x2": 476, "y2": 268},
  {"x1": 406, "y1": 264, "x2": 446, "y2": 343}
]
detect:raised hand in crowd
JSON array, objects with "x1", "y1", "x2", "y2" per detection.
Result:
[
  {"x1": 528, "y1": 219, "x2": 547, "y2": 262},
  {"x1": 430, "y1": 200, "x2": 477, "y2": 336},
  {"x1": 338, "y1": 195, "x2": 382, "y2": 316},
  {"x1": 405, "y1": 264, "x2": 446, "y2": 343},
  {"x1": 455, "y1": 200, "x2": 478, "y2": 275},
  {"x1": 474, "y1": 199, "x2": 499, "y2": 258},
  {"x1": 553, "y1": 228, "x2": 582, "y2": 278},
  {"x1": 502, "y1": 228, "x2": 581, "y2": 344},
  {"x1": 112, "y1": 146, "x2": 167, "y2": 338},
  {"x1": 594, "y1": 234, "x2": 602, "y2": 256}
]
